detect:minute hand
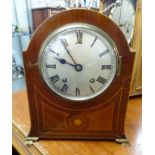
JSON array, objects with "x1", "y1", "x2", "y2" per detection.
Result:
[{"x1": 60, "y1": 39, "x2": 77, "y2": 65}]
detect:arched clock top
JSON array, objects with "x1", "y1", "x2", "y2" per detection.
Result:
[{"x1": 26, "y1": 9, "x2": 131, "y2": 58}]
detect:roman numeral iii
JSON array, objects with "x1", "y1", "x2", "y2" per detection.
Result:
[{"x1": 102, "y1": 65, "x2": 111, "y2": 70}]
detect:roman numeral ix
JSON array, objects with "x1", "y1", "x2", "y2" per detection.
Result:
[{"x1": 46, "y1": 64, "x2": 56, "y2": 69}]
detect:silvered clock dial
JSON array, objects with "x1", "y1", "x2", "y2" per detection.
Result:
[{"x1": 39, "y1": 23, "x2": 118, "y2": 101}]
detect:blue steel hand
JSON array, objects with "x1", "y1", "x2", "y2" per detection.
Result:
[{"x1": 55, "y1": 57, "x2": 75, "y2": 68}]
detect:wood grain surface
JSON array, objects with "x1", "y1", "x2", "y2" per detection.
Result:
[{"x1": 12, "y1": 90, "x2": 142, "y2": 155}]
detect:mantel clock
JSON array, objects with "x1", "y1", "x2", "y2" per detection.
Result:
[{"x1": 23, "y1": 9, "x2": 135, "y2": 144}]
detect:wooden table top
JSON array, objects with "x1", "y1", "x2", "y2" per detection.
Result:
[{"x1": 12, "y1": 90, "x2": 142, "y2": 155}]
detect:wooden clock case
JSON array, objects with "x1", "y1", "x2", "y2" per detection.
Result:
[{"x1": 23, "y1": 9, "x2": 135, "y2": 143}]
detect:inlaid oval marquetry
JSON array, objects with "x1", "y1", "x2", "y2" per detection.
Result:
[{"x1": 65, "y1": 114, "x2": 89, "y2": 130}]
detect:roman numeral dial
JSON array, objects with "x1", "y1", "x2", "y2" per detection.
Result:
[{"x1": 40, "y1": 25, "x2": 117, "y2": 101}]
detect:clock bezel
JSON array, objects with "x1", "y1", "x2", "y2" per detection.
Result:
[{"x1": 38, "y1": 23, "x2": 119, "y2": 101}]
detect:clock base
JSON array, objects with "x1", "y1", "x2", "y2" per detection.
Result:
[
  {"x1": 25, "y1": 135, "x2": 130, "y2": 147},
  {"x1": 23, "y1": 9, "x2": 135, "y2": 145}
]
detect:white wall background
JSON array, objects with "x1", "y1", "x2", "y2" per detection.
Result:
[{"x1": 12, "y1": 0, "x2": 30, "y2": 66}]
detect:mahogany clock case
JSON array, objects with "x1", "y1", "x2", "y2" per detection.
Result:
[{"x1": 23, "y1": 9, "x2": 135, "y2": 140}]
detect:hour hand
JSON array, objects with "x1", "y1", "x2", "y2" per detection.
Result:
[{"x1": 54, "y1": 57, "x2": 75, "y2": 67}]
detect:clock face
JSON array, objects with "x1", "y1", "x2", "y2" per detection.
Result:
[
  {"x1": 110, "y1": 0, "x2": 135, "y2": 43},
  {"x1": 38, "y1": 23, "x2": 118, "y2": 101}
]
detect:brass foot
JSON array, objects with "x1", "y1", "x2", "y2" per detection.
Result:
[
  {"x1": 25, "y1": 137, "x2": 39, "y2": 146},
  {"x1": 115, "y1": 136, "x2": 130, "y2": 147}
]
